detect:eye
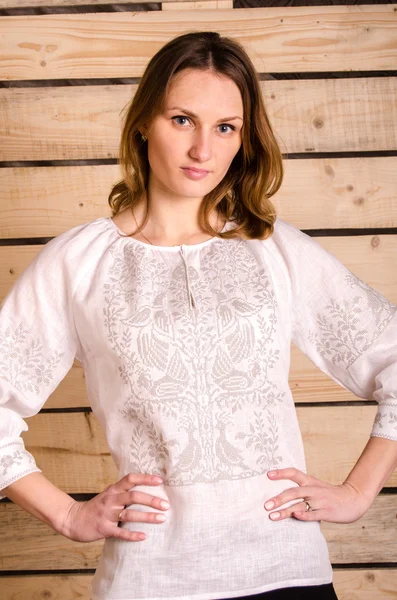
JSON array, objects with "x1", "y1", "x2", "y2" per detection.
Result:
[
  {"x1": 218, "y1": 123, "x2": 236, "y2": 134},
  {"x1": 172, "y1": 116, "x2": 191, "y2": 127},
  {"x1": 171, "y1": 116, "x2": 236, "y2": 134}
]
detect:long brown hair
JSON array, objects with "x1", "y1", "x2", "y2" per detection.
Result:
[{"x1": 108, "y1": 31, "x2": 283, "y2": 241}]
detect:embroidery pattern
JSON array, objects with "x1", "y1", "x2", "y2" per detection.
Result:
[
  {"x1": 0, "y1": 441, "x2": 36, "y2": 477},
  {"x1": 308, "y1": 273, "x2": 397, "y2": 368},
  {"x1": 0, "y1": 324, "x2": 65, "y2": 395},
  {"x1": 103, "y1": 238, "x2": 285, "y2": 485}
]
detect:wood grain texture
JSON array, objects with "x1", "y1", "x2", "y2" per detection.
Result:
[
  {"x1": 1, "y1": 157, "x2": 397, "y2": 238},
  {"x1": 1, "y1": 494, "x2": 396, "y2": 571},
  {"x1": 10, "y1": 404, "x2": 395, "y2": 493},
  {"x1": 0, "y1": 5, "x2": 396, "y2": 79},
  {"x1": 1, "y1": 78, "x2": 396, "y2": 161},
  {"x1": 1, "y1": 0, "x2": 232, "y2": 5},
  {"x1": 164, "y1": 0, "x2": 234, "y2": 9},
  {"x1": 1, "y1": 569, "x2": 397, "y2": 599}
]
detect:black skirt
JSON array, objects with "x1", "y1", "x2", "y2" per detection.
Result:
[{"x1": 218, "y1": 583, "x2": 338, "y2": 600}]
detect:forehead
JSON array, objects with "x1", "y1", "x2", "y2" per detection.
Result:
[{"x1": 166, "y1": 69, "x2": 243, "y2": 116}]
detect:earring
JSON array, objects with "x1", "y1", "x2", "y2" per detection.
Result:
[{"x1": 141, "y1": 133, "x2": 147, "y2": 142}]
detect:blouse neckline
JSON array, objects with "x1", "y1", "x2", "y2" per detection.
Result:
[{"x1": 105, "y1": 216, "x2": 232, "y2": 251}]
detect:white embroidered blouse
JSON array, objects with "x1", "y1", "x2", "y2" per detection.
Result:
[{"x1": 1, "y1": 216, "x2": 396, "y2": 600}]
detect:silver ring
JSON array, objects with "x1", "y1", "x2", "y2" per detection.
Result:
[
  {"x1": 304, "y1": 501, "x2": 312, "y2": 512},
  {"x1": 118, "y1": 509, "x2": 124, "y2": 522}
]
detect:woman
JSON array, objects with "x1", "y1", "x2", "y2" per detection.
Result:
[{"x1": 1, "y1": 31, "x2": 397, "y2": 600}]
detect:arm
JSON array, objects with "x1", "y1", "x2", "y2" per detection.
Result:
[
  {"x1": 0, "y1": 227, "x2": 83, "y2": 497},
  {"x1": 344, "y1": 436, "x2": 397, "y2": 503},
  {"x1": 3, "y1": 472, "x2": 76, "y2": 536},
  {"x1": 262, "y1": 221, "x2": 397, "y2": 522}
]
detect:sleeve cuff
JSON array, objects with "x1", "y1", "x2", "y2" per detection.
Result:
[{"x1": 0, "y1": 439, "x2": 42, "y2": 499}]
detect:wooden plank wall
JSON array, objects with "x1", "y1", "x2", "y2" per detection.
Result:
[{"x1": 0, "y1": 1, "x2": 396, "y2": 598}]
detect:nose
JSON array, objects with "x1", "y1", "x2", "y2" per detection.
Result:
[{"x1": 189, "y1": 128, "x2": 213, "y2": 162}]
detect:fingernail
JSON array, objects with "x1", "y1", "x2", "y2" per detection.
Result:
[
  {"x1": 270, "y1": 512, "x2": 280, "y2": 520},
  {"x1": 160, "y1": 500, "x2": 170, "y2": 509},
  {"x1": 268, "y1": 471, "x2": 276, "y2": 477},
  {"x1": 153, "y1": 477, "x2": 163, "y2": 483},
  {"x1": 265, "y1": 501, "x2": 274, "y2": 510}
]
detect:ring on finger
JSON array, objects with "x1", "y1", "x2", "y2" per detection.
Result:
[
  {"x1": 118, "y1": 509, "x2": 124, "y2": 522},
  {"x1": 304, "y1": 501, "x2": 312, "y2": 512}
]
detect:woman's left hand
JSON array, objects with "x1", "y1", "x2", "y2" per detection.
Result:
[{"x1": 264, "y1": 468, "x2": 372, "y2": 524}]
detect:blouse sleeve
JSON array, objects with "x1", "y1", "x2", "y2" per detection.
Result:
[
  {"x1": 0, "y1": 227, "x2": 84, "y2": 498},
  {"x1": 274, "y1": 220, "x2": 397, "y2": 442}
]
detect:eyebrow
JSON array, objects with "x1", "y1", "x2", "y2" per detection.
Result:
[{"x1": 167, "y1": 106, "x2": 243, "y2": 122}]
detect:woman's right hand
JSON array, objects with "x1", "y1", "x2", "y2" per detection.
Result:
[{"x1": 60, "y1": 472, "x2": 169, "y2": 542}]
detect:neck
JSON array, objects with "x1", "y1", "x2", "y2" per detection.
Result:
[{"x1": 132, "y1": 200, "x2": 223, "y2": 246}]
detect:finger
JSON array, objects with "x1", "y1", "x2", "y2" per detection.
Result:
[
  {"x1": 268, "y1": 468, "x2": 312, "y2": 486},
  {"x1": 119, "y1": 508, "x2": 167, "y2": 524},
  {"x1": 113, "y1": 473, "x2": 163, "y2": 493},
  {"x1": 112, "y1": 526, "x2": 148, "y2": 542},
  {"x1": 118, "y1": 491, "x2": 170, "y2": 511},
  {"x1": 264, "y1": 486, "x2": 321, "y2": 512},
  {"x1": 269, "y1": 501, "x2": 322, "y2": 522},
  {"x1": 292, "y1": 508, "x2": 326, "y2": 521}
]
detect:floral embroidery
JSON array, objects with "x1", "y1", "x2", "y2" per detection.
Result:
[
  {"x1": 374, "y1": 412, "x2": 386, "y2": 429},
  {"x1": 308, "y1": 273, "x2": 397, "y2": 368},
  {"x1": 103, "y1": 237, "x2": 286, "y2": 485},
  {"x1": 0, "y1": 324, "x2": 64, "y2": 396},
  {"x1": 388, "y1": 412, "x2": 397, "y2": 429},
  {"x1": 1, "y1": 449, "x2": 24, "y2": 475},
  {"x1": 0, "y1": 442, "x2": 36, "y2": 477}
]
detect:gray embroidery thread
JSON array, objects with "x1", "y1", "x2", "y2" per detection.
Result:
[
  {"x1": 0, "y1": 324, "x2": 64, "y2": 395},
  {"x1": 103, "y1": 238, "x2": 285, "y2": 485},
  {"x1": 308, "y1": 273, "x2": 397, "y2": 368}
]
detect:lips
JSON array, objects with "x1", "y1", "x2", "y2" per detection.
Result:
[{"x1": 181, "y1": 167, "x2": 210, "y2": 174}]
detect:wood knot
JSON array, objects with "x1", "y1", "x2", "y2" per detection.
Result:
[
  {"x1": 324, "y1": 165, "x2": 334, "y2": 177},
  {"x1": 40, "y1": 60, "x2": 46, "y2": 67},
  {"x1": 346, "y1": 184, "x2": 354, "y2": 192},
  {"x1": 371, "y1": 235, "x2": 380, "y2": 249},
  {"x1": 9, "y1": 268, "x2": 15, "y2": 275},
  {"x1": 365, "y1": 572, "x2": 375, "y2": 583},
  {"x1": 313, "y1": 118, "x2": 324, "y2": 129},
  {"x1": 353, "y1": 196, "x2": 364, "y2": 206},
  {"x1": 270, "y1": 93, "x2": 275, "y2": 100}
]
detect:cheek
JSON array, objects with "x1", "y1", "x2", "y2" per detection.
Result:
[{"x1": 148, "y1": 138, "x2": 175, "y2": 174}]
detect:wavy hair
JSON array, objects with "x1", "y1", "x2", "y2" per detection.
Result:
[{"x1": 108, "y1": 31, "x2": 283, "y2": 241}]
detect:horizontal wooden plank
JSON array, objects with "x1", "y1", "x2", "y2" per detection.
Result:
[
  {"x1": 2, "y1": 569, "x2": 397, "y2": 600},
  {"x1": 0, "y1": 6, "x2": 396, "y2": 79},
  {"x1": 1, "y1": 494, "x2": 396, "y2": 571},
  {"x1": 275, "y1": 156, "x2": 397, "y2": 230},
  {"x1": 1, "y1": 0, "x2": 232, "y2": 5},
  {"x1": 164, "y1": 1, "x2": 233, "y2": 9},
  {"x1": 1, "y1": 234, "x2": 396, "y2": 409},
  {"x1": 12, "y1": 404, "x2": 395, "y2": 494},
  {"x1": 1, "y1": 157, "x2": 397, "y2": 238},
  {"x1": 1, "y1": 78, "x2": 396, "y2": 161}
]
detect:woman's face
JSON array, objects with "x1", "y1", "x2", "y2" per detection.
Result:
[{"x1": 145, "y1": 68, "x2": 244, "y2": 203}]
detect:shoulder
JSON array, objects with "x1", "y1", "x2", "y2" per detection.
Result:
[
  {"x1": 27, "y1": 218, "x2": 113, "y2": 291},
  {"x1": 268, "y1": 218, "x2": 331, "y2": 264},
  {"x1": 271, "y1": 218, "x2": 313, "y2": 247},
  {"x1": 36, "y1": 217, "x2": 111, "y2": 261}
]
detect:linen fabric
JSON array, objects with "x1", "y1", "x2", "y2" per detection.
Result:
[{"x1": 1, "y1": 216, "x2": 396, "y2": 600}]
